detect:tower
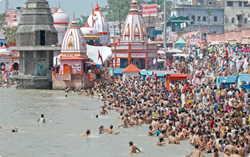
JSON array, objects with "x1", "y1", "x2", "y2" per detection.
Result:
[{"x1": 10, "y1": 0, "x2": 60, "y2": 89}]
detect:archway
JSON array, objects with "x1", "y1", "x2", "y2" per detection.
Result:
[
  {"x1": 63, "y1": 64, "x2": 71, "y2": 74},
  {"x1": 14, "y1": 62, "x2": 19, "y2": 70},
  {"x1": 0, "y1": 62, "x2": 5, "y2": 71}
]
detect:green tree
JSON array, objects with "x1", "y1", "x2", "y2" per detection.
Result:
[
  {"x1": 0, "y1": 13, "x2": 9, "y2": 29},
  {"x1": 3, "y1": 26, "x2": 18, "y2": 45},
  {"x1": 76, "y1": 15, "x2": 88, "y2": 27},
  {"x1": 102, "y1": 0, "x2": 172, "y2": 22}
]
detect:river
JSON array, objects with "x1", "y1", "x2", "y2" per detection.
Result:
[{"x1": 0, "y1": 87, "x2": 223, "y2": 157}]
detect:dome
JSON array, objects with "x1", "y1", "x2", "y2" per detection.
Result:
[
  {"x1": 0, "y1": 45, "x2": 11, "y2": 55},
  {"x1": 120, "y1": 0, "x2": 147, "y2": 43},
  {"x1": 61, "y1": 20, "x2": 87, "y2": 58},
  {"x1": 53, "y1": 8, "x2": 70, "y2": 26},
  {"x1": 80, "y1": 22, "x2": 98, "y2": 35},
  {"x1": 11, "y1": 14, "x2": 18, "y2": 28}
]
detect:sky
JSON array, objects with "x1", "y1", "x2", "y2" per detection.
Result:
[{"x1": 0, "y1": 0, "x2": 107, "y2": 20}]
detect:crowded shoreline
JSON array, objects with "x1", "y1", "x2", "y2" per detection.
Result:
[{"x1": 76, "y1": 44, "x2": 250, "y2": 157}]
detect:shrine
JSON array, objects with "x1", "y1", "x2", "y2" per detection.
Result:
[
  {"x1": 80, "y1": 22, "x2": 101, "y2": 46},
  {"x1": 111, "y1": 0, "x2": 158, "y2": 70},
  {"x1": 87, "y1": 3, "x2": 110, "y2": 46}
]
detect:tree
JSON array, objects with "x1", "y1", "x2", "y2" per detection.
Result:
[
  {"x1": 102, "y1": 0, "x2": 172, "y2": 22},
  {"x1": 0, "y1": 13, "x2": 9, "y2": 29},
  {"x1": 3, "y1": 26, "x2": 18, "y2": 45},
  {"x1": 76, "y1": 15, "x2": 88, "y2": 27}
]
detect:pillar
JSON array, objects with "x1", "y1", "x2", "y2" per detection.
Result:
[
  {"x1": 128, "y1": 58, "x2": 131, "y2": 65},
  {"x1": 156, "y1": 57, "x2": 158, "y2": 70},
  {"x1": 146, "y1": 59, "x2": 148, "y2": 70},
  {"x1": 115, "y1": 58, "x2": 117, "y2": 69}
]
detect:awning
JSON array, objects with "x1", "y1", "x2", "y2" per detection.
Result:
[
  {"x1": 229, "y1": 41, "x2": 236, "y2": 45},
  {"x1": 84, "y1": 35, "x2": 100, "y2": 38},
  {"x1": 139, "y1": 70, "x2": 148, "y2": 75},
  {"x1": 217, "y1": 76, "x2": 237, "y2": 84},
  {"x1": 155, "y1": 73, "x2": 166, "y2": 77},
  {"x1": 241, "y1": 39, "x2": 249, "y2": 44},
  {"x1": 114, "y1": 68, "x2": 124, "y2": 75},
  {"x1": 85, "y1": 61, "x2": 96, "y2": 65}
]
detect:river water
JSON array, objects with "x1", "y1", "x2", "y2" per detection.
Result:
[{"x1": 0, "y1": 87, "x2": 222, "y2": 157}]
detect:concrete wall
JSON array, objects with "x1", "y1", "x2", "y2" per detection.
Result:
[
  {"x1": 224, "y1": 0, "x2": 250, "y2": 31},
  {"x1": 52, "y1": 74, "x2": 94, "y2": 90},
  {"x1": 171, "y1": 7, "x2": 224, "y2": 33}
]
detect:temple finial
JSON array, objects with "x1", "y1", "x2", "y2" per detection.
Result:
[
  {"x1": 73, "y1": 12, "x2": 75, "y2": 21},
  {"x1": 59, "y1": 2, "x2": 61, "y2": 9}
]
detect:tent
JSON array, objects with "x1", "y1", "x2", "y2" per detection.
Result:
[
  {"x1": 166, "y1": 49, "x2": 183, "y2": 53},
  {"x1": 121, "y1": 64, "x2": 141, "y2": 81},
  {"x1": 174, "y1": 38, "x2": 186, "y2": 48},
  {"x1": 86, "y1": 45, "x2": 112, "y2": 65},
  {"x1": 237, "y1": 74, "x2": 250, "y2": 91},
  {"x1": 216, "y1": 76, "x2": 237, "y2": 88}
]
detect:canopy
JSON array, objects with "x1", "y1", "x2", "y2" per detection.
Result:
[
  {"x1": 113, "y1": 68, "x2": 124, "y2": 75},
  {"x1": 166, "y1": 49, "x2": 183, "y2": 53},
  {"x1": 157, "y1": 50, "x2": 165, "y2": 54},
  {"x1": 175, "y1": 38, "x2": 186, "y2": 48},
  {"x1": 157, "y1": 59, "x2": 166, "y2": 62},
  {"x1": 217, "y1": 76, "x2": 237, "y2": 84},
  {"x1": 155, "y1": 73, "x2": 166, "y2": 77},
  {"x1": 173, "y1": 54, "x2": 188, "y2": 57},
  {"x1": 121, "y1": 64, "x2": 141, "y2": 73},
  {"x1": 139, "y1": 70, "x2": 154, "y2": 75},
  {"x1": 86, "y1": 45, "x2": 112, "y2": 65}
]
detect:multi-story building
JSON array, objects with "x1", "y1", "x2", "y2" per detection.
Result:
[
  {"x1": 224, "y1": 0, "x2": 250, "y2": 31},
  {"x1": 170, "y1": 0, "x2": 224, "y2": 34}
]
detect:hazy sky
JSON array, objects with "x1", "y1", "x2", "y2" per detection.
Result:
[{"x1": 0, "y1": 0, "x2": 107, "y2": 19}]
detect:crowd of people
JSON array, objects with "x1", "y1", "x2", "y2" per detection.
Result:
[{"x1": 79, "y1": 44, "x2": 250, "y2": 156}]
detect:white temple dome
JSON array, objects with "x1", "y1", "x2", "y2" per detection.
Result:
[
  {"x1": 61, "y1": 20, "x2": 87, "y2": 55},
  {"x1": 121, "y1": 0, "x2": 147, "y2": 43},
  {"x1": 80, "y1": 22, "x2": 99, "y2": 35},
  {"x1": 53, "y1": 8, "x2": 70, "y2": 25}
]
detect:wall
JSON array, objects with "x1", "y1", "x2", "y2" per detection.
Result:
[
  {"x1": 224, "y1": 0, "x2": 250, "y2": 31},
  {"x1": 52, "y1": 74, "x2": 94, "y2": 90},
  {"x1": 170, "y1": 6, "x2": 224, "y2": 33}
]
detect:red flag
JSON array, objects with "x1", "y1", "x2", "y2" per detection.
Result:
[{"x1": 98, "y1": 50, "x2": 103, "y2": 66}]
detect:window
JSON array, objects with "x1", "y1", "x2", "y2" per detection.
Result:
[
  {"x1": 197, "y1": 16, "x2": 201, "y2": 22},
  {"x1": 244, "y1": 18, "x2": 247, "y2": 24},
  {"x1": 203, "y1": 16, "x2": 206, "y2": 21},
  {"x1": 214, "y1": 16, "x2": 217, "y2": 22},
  {"x1": 40, "y1": 30, "x2": 45, "y2": 45},
  {"x1": 192, "y1": 15, "x2": 195, "y2": 22},
  {"x1": 227, "y1": 1, "x2": 233, "y2": 6},
  {"x1": 231, "y1": 17, "x2": 235, "y2": 23},
  {"x1": 239, "y1": 2, "x2": 242, "y2": 6},
  {"x1": 244, "y1": 2, "x2": 250, "y2": 7},
  {"x1": 209, "y1": 1, "x2": 213, "y2": 4}
]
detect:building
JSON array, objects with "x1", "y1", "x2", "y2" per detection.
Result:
[
  {"x1": 10, "y1": 0, "x2": 60, "y2": 89},
  {"x1": 111, "y1": 0, "x2": 158, "y2": 70},
  {"x1": 52, "y1": 18, "x2": 94, "y2": 90},
  {"x1": 80, "y1": 22, "x2": 101, "y2": 46},
  {"x1": 224, "y1": 0, "x2": 250, "y2": 31},
  {"x1": 87, "y1": 4, "x2": 110, "y2": 46},
  {"x1": 170, "y1": 1, "x2": 224, "y2": 34},
  {"x1": 0, "y1": 45, "x2": 12, "y2": 71},
  {"x1": 52, "y1": 7, "x2": 70, "y2": 46}
]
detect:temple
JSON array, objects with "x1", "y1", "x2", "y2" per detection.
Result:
[
  {"x1": 52, "y1": 16, "x2": 94, "y2": 89},
  {"x1": 80, "y1": 22, "x2": 101, "y2": 46},
  {"x1": 111, "y1": 0, "x2": 158, "y2": 70},
  {"x1": 87, "y1": 3, "x2": 110, "y2": 46},
  {"x1": 52, "y1": 6, "x2": 70, "y2": 46},
  {"x1": 60, "y1": 17, "x2": 89, "y2": 75},
  {"x1": 9, "y1": 0, "x2": 60, "y2": 89}
]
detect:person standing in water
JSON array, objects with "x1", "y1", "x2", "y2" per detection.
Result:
[
  {"x1": 129, "y1": 141, "x2": 141, "y2": 155},
  {"x1": 185, "y1": 144, "x2": 205, "y2": 157},
  {"x1": 81, "y1": 129, "x2": 90, "y2": 137},
  {"x1": 37, "y1": 114, "x2": 46, "y2": 123}
]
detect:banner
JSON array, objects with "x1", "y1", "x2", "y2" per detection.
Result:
[{"x1": 142, "y1": 4, "x2": 157, "y2": 17}]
